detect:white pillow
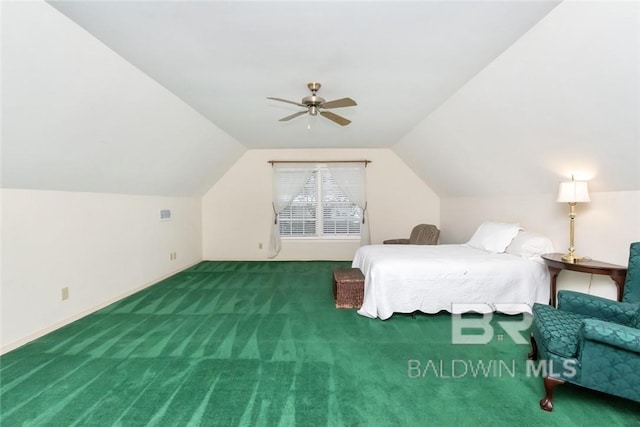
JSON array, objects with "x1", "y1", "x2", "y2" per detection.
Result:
[
  {"x1": 505, "y1": 230, "x2": 554, "y2": 260},
  {"x1": 466, "y1": 221, "x2": 522, "y2": 253}
]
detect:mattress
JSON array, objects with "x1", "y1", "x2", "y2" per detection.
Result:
[{"x1": 352, "y1": 244, "x2": 550, "y2": 320}]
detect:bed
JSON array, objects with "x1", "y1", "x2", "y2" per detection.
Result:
[{"x1": 352, "y1": 222, "x2": 553, "y2": 320}]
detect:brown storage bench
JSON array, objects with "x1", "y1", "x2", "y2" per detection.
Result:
[{"x1": 333, "y1": 268, "x2": 365, "y2": 309}]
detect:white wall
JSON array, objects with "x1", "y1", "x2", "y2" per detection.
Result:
[
  {"x1": 202, "y1": 148, "x2": 440, "y2": 260},
  {"x1": 0, "y1": 189, "x2": 202, "y2": 353},
  {"x1": 441, "y1": 190, "x2": 640, "y2": 300}
]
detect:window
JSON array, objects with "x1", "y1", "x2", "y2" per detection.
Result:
[{"x1": 279, "y1": 167, "x2": 362, "y2": 238}]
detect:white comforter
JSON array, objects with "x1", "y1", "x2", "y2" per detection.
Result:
[{"x1": 352, "y1": 244, "x2": 550, "y2": 320}]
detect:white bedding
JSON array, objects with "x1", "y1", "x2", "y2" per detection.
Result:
[{"x1": 352, "y1": 244, "x2": 550, "y2": 320}]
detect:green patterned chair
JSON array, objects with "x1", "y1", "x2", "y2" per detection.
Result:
[{"x1": 529, "y1": 242, "x2": 640, "y2": 411}]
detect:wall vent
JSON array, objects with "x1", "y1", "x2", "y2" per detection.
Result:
[{"x1": 160, "y1": 209, "x2": 172, "y2": 221}]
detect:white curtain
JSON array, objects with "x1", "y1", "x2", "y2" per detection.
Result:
[
  {"x1": 268, "y1": 164, "x2": 315, "y2": 258},
  {"x1": 327, "y1": 163, "x2": 370, "y2": 246}
]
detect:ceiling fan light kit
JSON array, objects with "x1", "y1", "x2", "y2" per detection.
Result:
[{"x1": 268, "y1": 82, "x2": 357, "y2": 126}]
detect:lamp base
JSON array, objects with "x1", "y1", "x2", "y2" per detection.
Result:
[{"x1": 561, "y1": 253, "x2": 584, "y2": 264}]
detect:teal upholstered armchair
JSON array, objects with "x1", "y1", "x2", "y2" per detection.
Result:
[{"x1": 529, "y1": 242, "x2": 640, "y2": 411}]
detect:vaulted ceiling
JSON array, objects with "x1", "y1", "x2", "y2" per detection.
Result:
[
  {"x1": 44, "y1": 0, "x2": 562, "y2": 150},
  {"x1": 2, "y1": 1, "x2": 638, "y2": 197}
]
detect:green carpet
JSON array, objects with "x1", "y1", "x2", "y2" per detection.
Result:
[{"x1": 1, "y1": 261, "x2": 639, "y2": 426}]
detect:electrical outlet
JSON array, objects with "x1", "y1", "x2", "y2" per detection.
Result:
[
  {"x1": 169, "y1": 252, "x2": 177, "y2": 261},
  {"x1": 258, "y1": 243, "x2": 263, "y2": 249},
  {"x1": 61, "y1": 287, "x2": 69, "y2": 301}
]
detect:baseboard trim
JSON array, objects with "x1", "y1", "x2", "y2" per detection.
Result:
[{"x1": 0, "y1": 259, "x2": 202, "y2": 355}]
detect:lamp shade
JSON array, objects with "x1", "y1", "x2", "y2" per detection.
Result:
[{"x1": 557, "y1": 180, "x2": 590, "y2": 203}]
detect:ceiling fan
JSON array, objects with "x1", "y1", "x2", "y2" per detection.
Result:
[{"x1": 267, "y1": 82, "x2": 357, "y2": 126}]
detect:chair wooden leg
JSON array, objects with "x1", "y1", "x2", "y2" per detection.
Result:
[
  {"x1": 540, "y1": 377, "x2": 564, "y2": 412},
  {"x1": 527, "y1": 334, "x2": 538, "y2": 361}
]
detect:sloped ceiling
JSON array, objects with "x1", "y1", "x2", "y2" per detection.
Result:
[
  {"x1": 2, "y1": 1, "x2": 638, "y2": 198},
  {"x1": 1, "y1": 1, "x2": 246, "y2": 197},
  {"x1": 394, "y1": 0, "x2": 640, "y2": 196}
]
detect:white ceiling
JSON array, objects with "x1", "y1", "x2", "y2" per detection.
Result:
[
  {"x1": 47, "y1": 0, "x2": 561, "y2": 149},
  {"x1": 3, "y1": 1, "x2": 637, "y2": 198}
]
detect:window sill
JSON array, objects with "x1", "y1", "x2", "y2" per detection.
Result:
[{"x1": 281, "y1": 236, "x2": 360, "y2": 242}]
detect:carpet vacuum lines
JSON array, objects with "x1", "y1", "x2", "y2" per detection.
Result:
[{"x1": 1, "y1": 261, "x2": 639, "y2": 426}]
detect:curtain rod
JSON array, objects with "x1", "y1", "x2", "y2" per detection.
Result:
[{"x1": 268, "y1": 160, "x2": 371, "y2": 167}]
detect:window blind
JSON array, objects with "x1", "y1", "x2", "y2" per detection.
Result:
[{"x1": 278, "y1": 167, "x2": 361, "y2": 238}]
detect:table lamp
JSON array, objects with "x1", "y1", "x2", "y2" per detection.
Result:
[{"x1": 557, "y1": 177, "x2": 590, "y2": 263}]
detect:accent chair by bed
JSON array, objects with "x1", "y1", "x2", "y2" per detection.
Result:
[
  {"x1": 529, "y1": 242, "x2": 640, "y2": 411},
  {"x1": 383, "y1": 224, "x2": 439, "y2": 245}
]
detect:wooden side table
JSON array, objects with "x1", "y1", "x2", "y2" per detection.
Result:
[{"x1": 541, "y1": 253, "x2": 628, "y2": 307}]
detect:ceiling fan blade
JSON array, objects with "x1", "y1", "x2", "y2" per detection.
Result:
[
  {"x1": 267, "y1": 97, "x2": 306, "y2": 108},
  {"x1": 320, "y1": 97, "x2": 357, "y2": 109},
  {"x1": 320, "y1": 111, "x2": 351, "y2": 126},
  {"x1": 279, "y1": 111, "x2": 307, "y2": 122}
]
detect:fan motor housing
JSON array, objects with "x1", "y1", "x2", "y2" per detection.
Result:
[{"x1": 302, "y1": 95, "x2": 325, "y2": 106}]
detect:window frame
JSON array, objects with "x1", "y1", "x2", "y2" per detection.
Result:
[{"x1": 279, "y1": 166, "x2": 362, "y2": 240}]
